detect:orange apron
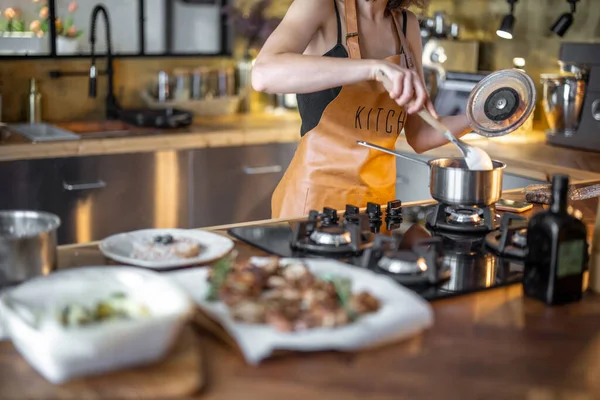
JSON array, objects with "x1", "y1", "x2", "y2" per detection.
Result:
[{"x1": 271, "y1": 0, "x2": 415, "y2": 218}]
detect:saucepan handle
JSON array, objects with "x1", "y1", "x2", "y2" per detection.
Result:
[{"x1": 356, "y1": 140, "x2": 429, "y2": 167}]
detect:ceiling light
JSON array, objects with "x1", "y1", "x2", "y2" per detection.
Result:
[
  {"x1": 550, "y1": 0, "x2": 579, "y2": 37},
  {"x1": 497, "y1": 0, "x2": 518, "y2": 40}
]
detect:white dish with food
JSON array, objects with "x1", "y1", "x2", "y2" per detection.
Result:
[
  {"x1": 167, "y1": 256, "x2": 434, "y2": 364},
  {"x1": 0, "y1": 267, "x2": 194, "y2": 383},
  {"x1": 99, "y1": 228, "x2": 235, "y2": 269}
]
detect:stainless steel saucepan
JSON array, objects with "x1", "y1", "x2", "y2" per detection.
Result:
[
  {"x1": 0, "y1": 210, "x2": 60, "y2": 287},
  {"x1": 357, "y1": 141, "x2": 506, "y2": 206}
]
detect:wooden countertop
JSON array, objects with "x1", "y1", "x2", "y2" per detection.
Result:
[
  {"x1": 5, "y1": 184, "x2": 597, "y2": 399},
  {"x1": 0, "y1": 112, "x2": 302, "y2": 162}
]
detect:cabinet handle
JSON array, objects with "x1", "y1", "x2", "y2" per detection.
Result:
[
  {"x1": 63, "y1": 180, "x2": 107, "y2": 191},
  {"x1": 243, "y1": 165, "x2": 283, "y2": 175},
  {"x1": 592, "y1": 99, "x2": 600, "y2": 121}
]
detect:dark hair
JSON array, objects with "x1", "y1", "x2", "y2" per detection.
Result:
[{"x1": 386, "y1": 0, "x2": 429, "y2": 10}]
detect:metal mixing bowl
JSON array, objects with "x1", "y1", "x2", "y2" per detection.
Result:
[{"x1": 541, "y1": 73, "x2": 586, "y2": 135}]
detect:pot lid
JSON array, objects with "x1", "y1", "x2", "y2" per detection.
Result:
[{"x1": 466, "y1": 69, "x2": 536, "y2": 137}]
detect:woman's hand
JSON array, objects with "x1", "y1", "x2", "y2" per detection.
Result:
[{"x1": 372, "y1": 60, "x2": 435, "y2": 116}]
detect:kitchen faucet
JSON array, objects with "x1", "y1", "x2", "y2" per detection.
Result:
[{"x1": 89, "y1": 4, "x2": 120, "y2": 120}]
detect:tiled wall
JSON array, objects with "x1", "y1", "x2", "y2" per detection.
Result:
[
  {"x1": 0, "y1": 57, "x2": 233, "y2": 122},
  {"x1": 425, "y1": 0, "x2": 600, "y2": 70}
]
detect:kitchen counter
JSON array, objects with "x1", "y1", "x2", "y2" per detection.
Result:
[
  {"x1": 1, "y1": 113, "x2": 599, "y2": 182},
  {"x1": 3, "y1": 184, "x2": 598, "y2": 399},
  {"x1": 0, "y1": 112, "x2": 302, "y2": 162},
  {"x1": 397, "y1": 130, "x2": 600, "y2": 182}
]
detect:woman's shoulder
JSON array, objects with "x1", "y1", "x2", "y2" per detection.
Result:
[
  {"x1": 391, "y1": 8, "x2": 420, "y2": 35},
  {"x1": 286, "y1": 0, "x2": 335, "y2": 19},
  {"x1": 390, "y1": 8, "x2": 418, "y2": 23}
]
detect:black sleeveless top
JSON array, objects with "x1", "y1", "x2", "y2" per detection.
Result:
[{"x1": 297, "y1": 3, "x2": 408, "y2": 136}]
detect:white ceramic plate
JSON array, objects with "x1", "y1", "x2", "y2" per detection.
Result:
[
  {"x1": 99, "y1": 228, "x2": 235, "y2": 269},
  {"x1": 166, "y1": 257, "x2": 434, "y2": 365}
]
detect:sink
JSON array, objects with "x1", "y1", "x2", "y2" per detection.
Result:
[
  {"x1": 394, "y1": 150, "x2": 548, "y2": 203},
  {"x1": 8, "y1": 123, "x2": 81, "y2": 142}
]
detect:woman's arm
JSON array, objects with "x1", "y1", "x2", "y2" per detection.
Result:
[
  {"x1": 252, "y1": 0, "x2": 371, "y2": 93},
  {"x1": 401, "y1": 11, "x2": 472, "y2": 154},
  {"x1": 252, "y1": 0, "x2": 427, "y2": 112}
]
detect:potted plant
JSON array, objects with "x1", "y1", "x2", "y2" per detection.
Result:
[
  {"x1": 1, "y1": 7, "x2": 25, "y2": 33},
  {"x1": 30, "y1": 1, "x2": 83, "y2": 54},
  {"x1": 0, "y1": 7, "x2": 49, "y2": 54}
]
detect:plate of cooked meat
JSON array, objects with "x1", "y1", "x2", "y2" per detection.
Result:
[
  {"x1": 99, "y1": 229, "x2": 235, "y2": 269},
  {"x1": 166, "y1": 256, "x2": 434, "y2": 364}
]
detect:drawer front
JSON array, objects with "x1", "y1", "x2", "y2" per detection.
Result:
[
  {"x1": 191, "y1": 143, "x2": 298, "y2": 227},
  {"x1": 57, "y1": 151, "x2": 191, "y2": 244},
  {"x1": 0, "y1": 159, "x2": 63, "y2": 211}
]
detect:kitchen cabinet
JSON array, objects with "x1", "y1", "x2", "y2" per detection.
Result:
[
  {"x1": 56, "y1": 151, "x2": 191, "y2": 244},
  {"x1": 190, "y1": 143, "x2": 297, "y2": 227},
  {"x1": 0, "y1": 151, "x2": 191, "y2": 245},
  {"x1": 0, "y1": 158, "x2": 64, "y2": 211},
  {"x1": 0, "y1": 143, "x2": 297, "y2": 245},
  {"x1": 395, "y1": 157, "x2": 432, "y2": 203}
]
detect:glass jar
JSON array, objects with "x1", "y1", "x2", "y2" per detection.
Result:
[
  {"x1": 156, "y1": 70, "x2": 170, "y2": 102},
  {"x1": 217, "y1": 67, "x2": 236, "y2": 97},
  {"x1": 191, "y1": 67, "x2": 211, "y2": 100},
  {"x1": 173, "y1": 68, "x2": 190, "y2": 101}
]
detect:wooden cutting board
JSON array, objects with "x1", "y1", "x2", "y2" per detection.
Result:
[{"x1": 0, "y1": 325, "x2": 205, "y2": 399}]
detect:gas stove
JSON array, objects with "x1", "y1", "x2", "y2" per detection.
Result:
[{"x1": 228, "y1": 200, "x2": 526, "y2": 301}]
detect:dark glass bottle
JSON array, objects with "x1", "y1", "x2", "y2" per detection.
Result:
[{"x1": 523, "y1": 175, "x2": 589, "y2": 305}]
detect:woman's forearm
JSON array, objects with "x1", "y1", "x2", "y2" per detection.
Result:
[
  {"x1": 405, "y1": 114, "x2": 472, "y2": 154},
  {"x1": 252, "y1": 54, "x2": 378, "y2": 94}
]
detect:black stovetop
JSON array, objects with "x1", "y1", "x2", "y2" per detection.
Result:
[{"x1": 227, "y1": 202, "x2": 527, "y2": 301}]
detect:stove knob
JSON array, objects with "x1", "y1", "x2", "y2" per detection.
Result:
[
  {"x1": 366, "y1": 202, "x2": 382, "y2": 220},
  {"x1": 322, "y1": 207, "x2": 339, "y2": 225},
  {"x1": 346, "y1": 204, "x2": 359, "y2": 214},
  {"x1": 344, "y1": 204, "x2": 360, "y2": 222},
  {"x1": 386, "y1": 200, "x2": 402, "y2": 218},
  {"x1": 345, "y1": 204, "x2": 359, "y2": 215}
]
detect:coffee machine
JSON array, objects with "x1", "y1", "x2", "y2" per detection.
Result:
[{"x1": 545, "y1": 42, "x2": 600, "y2": 152}]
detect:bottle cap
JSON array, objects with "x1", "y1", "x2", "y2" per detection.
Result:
[{"x1": 552, "y1": 174, "x2": 570, "y2": 190}]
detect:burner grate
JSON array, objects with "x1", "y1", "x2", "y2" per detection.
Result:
[
  {"x1": 426, "y1": 203, "x2": 499, "y2": 233},
  {"x1": 291, "y1": 207, "x2": 373, "y2": 255},
  {"x1": 484, "y1": 213, "x2": 528, "y2": 259},
  {"x1": 361, "y1": 235, "x2": 450, "y2": 286}
]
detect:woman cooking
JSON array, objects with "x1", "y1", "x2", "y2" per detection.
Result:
[{"x1": 252, "y1": 0, "x2": 472, "y2": 218}]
